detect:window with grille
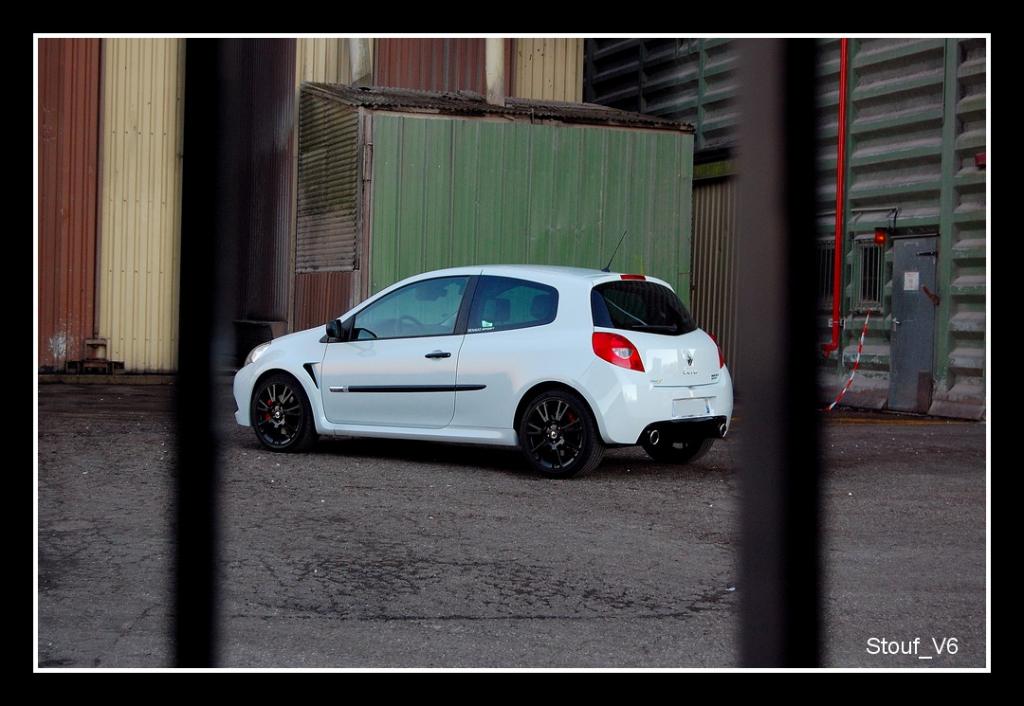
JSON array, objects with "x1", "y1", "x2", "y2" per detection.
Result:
[
  {"x1": 816, "y1": 241, "x2": 835, "y2": 306},
  {"x1": 856, "y1": 242, "x2": 884, "y2": 310}
]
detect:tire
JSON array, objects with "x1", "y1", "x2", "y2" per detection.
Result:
[
  {"x1": 518, "y1": 388, "x2": 604, "y2": 478},
  {"x1": 250, "y1": 372, "x2": 318, "y2": 452},
  {"x1": 641, "y1": 435, "x2": 714, "y2": 464}
]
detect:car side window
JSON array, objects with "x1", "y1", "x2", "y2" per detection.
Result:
[
  {"x1": 466, "y1": 276, "x2": 558, "y2": 334},
  {"x1": 353, "y1": 276, "x2": 469, "y2": 340}
]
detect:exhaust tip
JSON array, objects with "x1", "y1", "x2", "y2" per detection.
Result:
[
  {"x1": 718, "y1": 422, "x2": 727, "y2": 437},
  {"x1": 648, "y1": 429, "x2": 660, "y2": 446}
]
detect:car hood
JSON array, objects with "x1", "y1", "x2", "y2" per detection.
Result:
[
  {"x1": 269, "y1": 325, "x2": 326, "y2": 347},
  {"x1": 256, "y1": 325, "x2": 330, "y2": 362}
]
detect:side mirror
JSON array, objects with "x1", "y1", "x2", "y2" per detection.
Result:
[{"x1": 325, "y1": 319, "x2": 344, "y2": 342}]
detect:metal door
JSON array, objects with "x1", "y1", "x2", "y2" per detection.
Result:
[{"x1": 889, "y1": 236, "x2": 939, "y2": 412}]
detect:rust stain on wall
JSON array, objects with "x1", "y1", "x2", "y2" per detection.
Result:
[{"x1": 293, "y1": 271, "x2": 362, "y2": 332}]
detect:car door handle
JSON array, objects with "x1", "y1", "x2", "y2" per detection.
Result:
[{"x1": 425, "y1": 350, "x2": 451, "y2": 359}]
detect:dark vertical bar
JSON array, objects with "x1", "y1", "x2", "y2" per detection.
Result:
[
  {"x1": 175, "y1": 38, "x2": 227, "y2": 667},
  {"x1": 735, "y1": 39, "x2": 821, "y2": 667},
  {"x1": 583, "y1": 40, "x2": 596, "y2": 103}
]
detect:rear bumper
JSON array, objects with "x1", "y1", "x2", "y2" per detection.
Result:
[
  {"x1": 578, "y1": 361, "x2": 734, "y2": 445},
  {"x1": 638, "y1": 416, "x2": 729, "y2": 445}
]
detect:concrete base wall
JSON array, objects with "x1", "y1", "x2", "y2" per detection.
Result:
[{"x1": 818, "y1": 370, "x2": 985, "y2": 420}]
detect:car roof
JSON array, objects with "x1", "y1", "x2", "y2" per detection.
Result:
[
  {"x1": 402, "y1": 264, "x2": 670, "y2": 288},
  {"x1": 343, "y1": 264, "x2": 677, "y2": 322},
  {"x1": 481, "y1": 264, "x2": 610, "y2": 279}
]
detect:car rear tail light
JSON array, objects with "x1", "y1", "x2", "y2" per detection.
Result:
[
  {"x1": 593, "y1": 332, "x2": 645, "y2": 372},
  {"x1": 620, "y1": 274, "x2": 646, "y2": 280},
  {"x1": 708, "y1": 332, "x2": 725, "y2": 369}
]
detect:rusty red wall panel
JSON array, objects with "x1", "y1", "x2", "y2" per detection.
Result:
[
  {"x1": 374, "y1": 38, "x2": 488, "y2": 94},
  {"x1": 293, "y1": 271, "x2": 361, "y2": 332},
  {"x1": 38, "y1": 38, "x2": 101, "y2": 371}
]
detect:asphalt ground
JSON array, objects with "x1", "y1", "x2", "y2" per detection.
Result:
[{"x1": 36, "y1": 383, "x2": 986, "y2": 668}]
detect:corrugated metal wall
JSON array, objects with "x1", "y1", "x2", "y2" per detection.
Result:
[
  {"x1": 295, "y1": 95, "x2": 360, "y2": 273},
  {"x1": 374, "y1": 38, "x2": 513, "y2": 95},
  {"x1": 297, "y1": 38, "x2": 352, "y2": 84},
  {"x1": 820, "y1": 37, "x2": 950, "y2": 405},
  {"x1": 812, "y1": 38, "x2": 987, "y2": 416},
  {"x1": 813, "y1": 38, "x2": 849, "y2": 393},
  {"x1": 375, "y1": 38, "x2": 486, "y2": 93},
  {"x1": 369, "y1": 115, "x2": 694, "y2": 300},
  {"x1": 38, "y1": 38, "x2": 102, "y2": 371},
  {"x1": 935, "y1": 38, "x2": 986, "y2": 417},
  {"x1": 293, "y1": 271, "x2": 361, "y2": 331},
  {"x1": 691, "y1": 177, "x2": 739, "y2": 385},
  {"x1": 583, "y1": 38, "x2": 738, "y2": 153},
  {"x1": 293, "y1": 39, "x2": 379, "y2": 331},
  {"x1": 513, "y1": 38, "x2": 583, "y2": 102},
  {"x1": 584, "y1": 39, "x2": 648, "y2": 110},
  {"x1": 97, "y1": 38, "x2": 185, "y2": 372}
]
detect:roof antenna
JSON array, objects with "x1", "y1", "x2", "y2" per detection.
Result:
[{"x1": 601, "y1": 230, "x2": 629, "y2": 272}]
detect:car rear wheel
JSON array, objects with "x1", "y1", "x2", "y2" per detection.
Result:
[
  {"x1": 251, "y1": 373, "x2": 317, "y2": 452},
  {"x1": 518, "y1": 389, "x2": 604, "y2": 478},
  {"x1": 641, "y1": 435, "x2": 714, "y2": 464}
]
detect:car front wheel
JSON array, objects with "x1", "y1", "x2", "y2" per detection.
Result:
[
  {"x1": 518, "y1": 389, "x2": 604, "y2": 478},
  {"x1": 250, "y1": 373, "x2": 318, "y2": 452}
]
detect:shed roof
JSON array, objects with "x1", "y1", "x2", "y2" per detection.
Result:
[{"x1": 302, "y1": 83, "x2": 694, "y2": 133}]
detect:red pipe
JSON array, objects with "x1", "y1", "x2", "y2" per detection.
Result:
[{"x1": 822, "y1": 38, "x2": 849, "y2": 358}]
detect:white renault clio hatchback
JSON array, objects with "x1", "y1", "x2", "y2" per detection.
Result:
[{"x1": 234, "y1": 265, "x2": 733, "y2": 478}]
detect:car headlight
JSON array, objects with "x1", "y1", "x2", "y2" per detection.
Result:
[{"x1": 244, "y1": 342, "x2": 271, "y2": 367}]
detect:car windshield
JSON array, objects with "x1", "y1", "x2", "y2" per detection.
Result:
[{"x1": 591, "y1": 280, "x2": 697, "y2": 336}]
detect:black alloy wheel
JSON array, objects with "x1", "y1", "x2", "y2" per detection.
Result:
[
  {"x1": 518, "y1": 389, "x2": 604, "y2": 478},
  {"x1": 251, "y1": 373, "x2": 317, "y2": 452}
]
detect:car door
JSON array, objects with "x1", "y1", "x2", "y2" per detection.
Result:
[
  {"x1": 320, "y1": 275, "x2": 471, "y2": 428},
  {"x1": 451, "y1": 275, "x2": 561, "y2": 431}
]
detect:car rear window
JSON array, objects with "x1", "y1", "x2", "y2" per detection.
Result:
[{"x1": 591, "y1": 281, "x2": 697, "y2": 336}]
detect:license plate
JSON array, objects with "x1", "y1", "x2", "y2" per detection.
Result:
[{"x1": 673, "y1": 397, "x2": 710, "y2": 418}]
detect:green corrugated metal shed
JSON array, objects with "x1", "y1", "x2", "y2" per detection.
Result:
[{"x1": 294, "y1": 84, "x2": 695, "y2": 328}]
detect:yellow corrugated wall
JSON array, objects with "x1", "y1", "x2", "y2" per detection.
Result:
[
  {"x1": 512, "y1": 38, "x2": 583, "y2": 102},
  {"x1": 297, "y1": 38, "x2": 349, "y2": 83},
  {"x1": 296, "y1": 38, "x2": 375, "y2": 83},
  {"x1": 97, "y1": 38, "x2": 185, "y2": 372}
]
